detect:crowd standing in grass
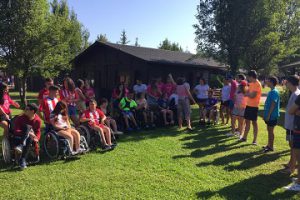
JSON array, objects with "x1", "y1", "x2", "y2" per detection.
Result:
[{"x1": 2, "y1": 70, "x2": 300, "y2": 191}]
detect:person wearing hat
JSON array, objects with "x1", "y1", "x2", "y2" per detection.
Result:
[
  {"x1": 227, "y1": 80, "x2": 248, "y2": 137},
  {"x1": 13, "y1": 103, "x2": 41, "y2": 170}
]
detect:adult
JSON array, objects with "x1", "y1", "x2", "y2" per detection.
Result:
[
  {"x1": 240, "y1": 70, "x2": 262, "y2": 144},
  {"x1": 75, "y1": 79, "x2": 87, "y2": 114},
  {"x1": 83, "y1": 79, "x2": 95, "y2": 106},
  {"x1": 133, "y1": 79, "x2": 147, "y2": 95},
  {"x1": 38, "y1": 78, "x2": 54, "y2": 107},
  {"x1": 112, "y1": 83, "x2": 129, "y2": 109},
  {"x1": 193, "y1": 78, "x2": 210, "y2": 124},
  {"x1": 282, "y1": 75, "x2": 300, "y2": 174},
  {"x1": 163, "y1": 75, "x2": 176, "y2": 98},
  {"x1": 13, "y1": 103, "x2": 41, "y2": 170}
]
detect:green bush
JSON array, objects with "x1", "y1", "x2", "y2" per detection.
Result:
[{"x1": 209, "y1": 74, "x2": 223, "y2": 89}]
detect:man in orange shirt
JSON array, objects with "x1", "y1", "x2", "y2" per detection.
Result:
[{"x1": 240, "y1": 70, "x2": 262, "y2": 144}]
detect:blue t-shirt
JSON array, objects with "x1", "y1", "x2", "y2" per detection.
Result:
[
  {"x1": 205, "y1": 97, "x2": 218, "y2": 109},
  {"x1": 264, "y1": 88, "x2": 280, "y2": 120},
  {"x1": 158, "y1": 98, "x2": 168, "y2": 109}
]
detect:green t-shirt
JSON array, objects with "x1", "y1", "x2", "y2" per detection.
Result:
[{"x1": 120, "y1": 98, "x2": 137, "y2": 111}]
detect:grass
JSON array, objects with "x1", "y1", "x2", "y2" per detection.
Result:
[{"x1": 0, "y1": 92, "x2": 299, "y2": 199}]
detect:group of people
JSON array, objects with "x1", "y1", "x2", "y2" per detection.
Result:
[{"x1": 1, "y1": 70, "x2": 300, "y2": 191}]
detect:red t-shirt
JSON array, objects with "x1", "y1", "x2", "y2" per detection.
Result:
[
  {"x1": 0, "y1": 93, "x2": 14, "y2": 114},
  {"x1": 38, "y1": 88, "x2": 49, "y2": 101},
  {"x1": 81, "y1": 108, "x2": 105, "y2": 128},
  {"x1": 14, "y1": 114, "x2": 42, "y2": 140},
  {"x1": 230, "y1": 80, "x2": 238, "y2": 100},
  {"x1": 40, "y1": 97, "x2": 59, "y2": 123},
  {"x1": 59, "y1": 89, "x2": 78, "y2": 106}
]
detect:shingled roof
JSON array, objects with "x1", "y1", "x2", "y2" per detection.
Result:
[{"x1": 75, "y1": 41, "x2": 227, "y2": 69}]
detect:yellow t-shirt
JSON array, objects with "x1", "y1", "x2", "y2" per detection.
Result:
[{"x1": 247, "y1": 80, "x2": 262, "y2": 107}]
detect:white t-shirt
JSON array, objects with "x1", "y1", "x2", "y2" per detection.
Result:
[
  {"x1": 285, "y1": 89, "x2": 300, "y2": 130},
  {"x1": 50, "y1": 113, "x2": 69, "y2": 128},
  {"x1": 194, "y1": 84, "x2": 209, "y2": 99},
  {"x1": 221, "y1": 85, "x2": 231, "y2": 101},
  {"x1": 133, "y1": 84, "x2": 147, "y2": 94}
]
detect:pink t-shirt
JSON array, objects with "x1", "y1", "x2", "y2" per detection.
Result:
[
  {"x1": 230, "y1": 80, "x2": 238, "y2": 100},
  {"x1": 147, "y1": 85, "x2": 161, "y2": 98},
  {"x1": 0, "y1": 93, "x2": 14, "y2": 114},
  {"x1": 234, "y1": 92, "x2": 247, "y2": 108},
  {"x1": 163, "y1": 83, "x2": 176, "y2": 97},
  {"x1": 84, "y1": 87, "x2": 95, "y2": 102},
  {"x1": 157, "y1": 82, "x2": 165, "y2": 92},
  {"x1": 176, "y1": 85, "x2": 189, "y2": 99}
]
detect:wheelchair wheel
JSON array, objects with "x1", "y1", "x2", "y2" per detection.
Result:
[
  {"x1": 80, "y1": 136, "x2": 89, "y2": 152},
  {"x1": 77, "y1": 125, "x2": 91, "y2": 146},
  {"x1": 89, "y1": 130, "x2": 102, "y2": 150},
  {"x1": 44, "y1": 131, "x2": 59, "y2": 159},
  {"x1": 2, "y1": 136, "x2": 11, "y2": 164}
]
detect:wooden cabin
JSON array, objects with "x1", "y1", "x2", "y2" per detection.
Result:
[{"x1": 72, "y1": 41, "x2": 226, "y2": 98}]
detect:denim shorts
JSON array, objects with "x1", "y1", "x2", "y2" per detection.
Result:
[{"x1": 68, "y1": 105, "x2": 77, "y2": 116}]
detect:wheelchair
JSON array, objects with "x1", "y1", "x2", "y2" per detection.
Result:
[
  {"x1": 43, "y1": 127, "x2": 89, "y2": 160},
  {"x1": 77, "y1": 122, "x2": 117, "y2": 151},
  {"x1": 2, "y1": 118, "x2": 37, "y2": 165}
]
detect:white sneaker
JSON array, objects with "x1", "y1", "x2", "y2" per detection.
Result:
[
  {"x1": 284, "y1": 183, "x2": 300, "y2": 191},
  {"x1": 15, "y1": 145, "x2": 23, "y2": 154},
  {"x1": 114, "y1": 131, "x2": 123, "y2": 135},
  {"x1": 226, "y1": 132, "x2": 235, "y2": 137},
  {"x1": 292, "y1": 177, "x2": 298, "y2": 183}
]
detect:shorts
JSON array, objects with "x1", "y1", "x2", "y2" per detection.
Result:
[
  {"x1": 68, "y1": 105, "x2": 77, "y2": 116},
  {"x1": 286, "y1": 129, "x2": 294, "y2": 142},
  {"x1": 122, "y1": 111, "x2": 134, "y2": 118},
  {"x1": 264, "y1": 119, "x2": 277, "y2": 127},
  {"x1": 221, "y1": 100, "x2": 230, "y2": 107},
  {"x1": 232, "y1": 107, "x2": 245, "y2": 117},
  {"x1": 293, "y1": 134, "x2": 300, "y2": 149},
  {"x1": 228, "y1": 100, "x2": 234, "y2": 109},
  {"x1": 244, "y1": 106, "x2": 259, "y2": 121},
  {"x1": 197, "y1": 98, "x2": 207, "y2": 104},
  {"x1": 0, "y1": 113, "x2": 11, "y2": 122},
  {"x1": 177, "y1": 98, "x2": 191, "y2": 120}
]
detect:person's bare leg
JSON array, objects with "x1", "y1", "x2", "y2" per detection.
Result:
[
  {"x1": 143, "y1": 112, "x2": 148, "y2": 124},
  {"x1": 124, "y1": 115, "x2": 130, "y2": 129},
  {"x1": 267, "y1": 126, "x2": 274, "y2": 149},
  {"x1": 178, "y1": 117, "x2": 183, "y2": 129},
  {"x1": 70, "y1": 115, "x2": 79, "y2": 127},
  {"x1": 58, "y1": 130, "x2": 74, "y2": 151},
  {"x1": 220, "y1": 105, "x2": 224, "y2": 124},
  {"x1": 295, "y1": 149, "x2": 300, "y2": 184},
  {"x1": 203, "y1": 110, "x2": 207, "y2": 123},
  {"x1": 92, "y1": 126, "x2": 107, "y2": 145},
  {"x1": 162, "y1": 110, "x2": 167, "y2": 125},
  {"x1": 110, "y1": 119, "x2": 118, "y2": 132},
  {"x1": 130, "y1": 115, "x2": 138, "y2": 127},
  {"x1": 0, "y1": 121, "x2": 9, "y2": 137},
  {"x1": 70, "y1": 129, "x2": 80, "y2": 151},
  {"x1": 242, "y1": 119, "x2": 251, "y2": 140},
  {"x1": 238, "y1": 117, "x2": 245, "y2": 137},
  {"x1": 225, "y1": 108, "x2": 230, "y2": 124},
  {"x1": 252, "y1": 120, "x2": 258, "y2": 143},
  {"x1": 186, "y1": 117, "x2": 192, "y2": 129},
  {"x1": 169, "y1": 110, "x2": 174, "y2": 123},
  {"x1": 231, "y1": 115, "x2": 237, "y2": 133},
  {"x1": 103, "y1": 127, "x2": 112, "y2": 145}
]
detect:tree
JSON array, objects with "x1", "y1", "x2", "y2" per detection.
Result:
[
  {"x1": 118, "y1": 29, "x2": 130, "y2": 45},
  {"x1": 158, "y1": 38, "x2": 183, "y2": 52},
  {"x1": 194, "y1": 0, "x2": 300, "y2": 75},
  {"x1": 134, "y1": 37, "x2": 140, "y2": 47},
  {"x1": 0, "y1": 0, "x2": 89, "y2": 103},
  {"x1": 97, "y1": 34, "x2": 109, "y2": 43}
]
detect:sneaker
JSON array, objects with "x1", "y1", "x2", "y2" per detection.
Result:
[
  {"x1": 252, "y1": 141, "x2": 257, "y2": 145},
  {"x1": 292, "y1": 177, "x2": 298, "y2": 183},
  {"x1": 226, "y1": 132, "x2": 235, "y2": 137},
  {"x1": 114, "y1": 131, "x2": 124, "y2": 135},
  {"x1": 15, "y1": 145, "x2": 23, "y2": 154},
  {"x1": 239, "y1": 138, "x2": 247, "y2": 142},
  {"x1": 187, "y1": 127, "x2": 194, "y2": 132},
  {"x1": 19, "y1": 158, "x2": 27, "y2": 170},
  {"x1": 33, "y1": 155, "x2": 40, "y2": 164},
  {"x1": 284, "y1": 183, "x2": 300, "y2": 191},
  {"x1": 102, "y1": 145, "x2": 112, "y2": 151},
  {"x1": 263, "y1": 146, "x2": 274, "y2": 153},
  {"x1": 110, "y1": 143, "x2": 117, "y2": 149}
]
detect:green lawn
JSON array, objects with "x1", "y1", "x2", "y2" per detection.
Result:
[{"x1": 0, "y1": 92, "x2": 299, "y2": 199}]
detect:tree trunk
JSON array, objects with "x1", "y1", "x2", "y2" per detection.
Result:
[
  {"x1": 18, "y1": 76, "x2": 27, "y2": 106},
  {"x1": 228, "y1": 52, "x2": 239, "y2": 76}
]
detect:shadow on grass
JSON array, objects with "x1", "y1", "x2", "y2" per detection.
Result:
[{"x1": 197, "y1": 170, "x2": 297, "y2": 200}]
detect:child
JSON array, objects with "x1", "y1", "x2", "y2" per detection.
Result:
[
  {"x1": 119, "y1": 91, "x2": 140, "y2": 131},
  {"x1": 203, "y1": 90, "x2": 218, "y2": 124},
  {"x1": 135, "y1": 92, "x2": 155, "y2": 129},
  {"x1": 227, "y1": 80, "x2": 247, "y2": 137},
  {"x1": 99, "y1": 98, "x2": 123, "y2": 135},
  {"x1": 194, "y1": 78, "x2": 210, "y2": 124},
  {"x1": 158, "y1": 93, "x2": 174, "y2": 126},
  {"x1": 263, "y1": 76, "x2": 280, "y2": 152},
  {"x1": 81, "y1": 100, "x2": 115, "y2": 151},
  {"x1": 220, "y1": 78, "x2": 231, "y2": 125},
  {"x1": 0, "y1": 83, "x2": 20, "y2": 137}
]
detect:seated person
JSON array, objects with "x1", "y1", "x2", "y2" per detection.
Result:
[
  {"x1": 13, "y1": 103, "x2": 41, "y2": 170},
  {"x1": 136, "y1": 92, "x2": 155, "y2": 128},
  {"x1": 50, "y1": 101, "x2": 84, "y2": 155},
  {"x1": 203, "y1": 90, "x2": 218, "y2": 124},
  {"x1": 158, "y1": 93, "x2": 174, "y2": 126},
  {"x1": 119, "y1": 91, "x2": 139, "y2": 131},
  {"x1": 81, "y1": 100, "x2": 115, "y2": 150},
  {"x1": 39, "y1": 85, "x2": 60, "y2": 132},
  {"x1": 99, "y1": 98, "x2": 123, "y2": 135}
]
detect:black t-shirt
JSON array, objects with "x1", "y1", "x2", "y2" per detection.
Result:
[{"x1": 294, "y1": 95, "x2": 300, "y2": 132}]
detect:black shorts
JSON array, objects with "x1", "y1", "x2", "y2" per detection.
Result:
[
  {"x1": 244, "y1": 106, "x2": 259, "y2": 121},
  {"x1": 221, "y1": 100, "x2": 230, "y2": 107},
  {"x1": 293, "y1": 133, "x2": 300, "y2": 149},
  {"x1": 197, "y1": 98, "x2": 207, "y2": 104},
  {"x1": 264, "y1": 119, "x2": 277, "y2": 127}
]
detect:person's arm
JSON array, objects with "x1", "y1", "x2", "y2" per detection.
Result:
[
  {"x1": 168, "y1": 74, "x2": 176, "y2": 85},
  {"x1": 185, "y1": 85, "x2": 196, "y2": 104},
  {"x1": 32, "y1": 119, "x2": 41, "y2": 141},
  {"x1": 76, "y1": 89, "x2": 86, "y2": 101},
  {"x1": 0, "y1": 106, "x2": 9, "y2": 119},
  {"x1": 8, "y1": 95, "x2": 20, "y2": 109},
  {"x1": 265, "y1": 101, "x2": 275, "y2": 121},
  {"x1": 289, "y1": 103, "x2": 299, "y2": 115},
  {"x1": 50, "y1": 115, "x2": 66, "y2": 131},
  {"x1": 80, "y1": 113, "x2": 90, "y2": 123}
]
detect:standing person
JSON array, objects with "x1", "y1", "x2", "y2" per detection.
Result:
[
  {"x1": 37, "y1": 78, "x2": 54, "y2": 107},
  {"x1": 40, "y1": 85, "x2": 60, "y2": 132},
  {"x1": 282, "y1": 75, "x2": 300, "y2": 174},
  {"x1": 220, "y1": 78, "x2": 231, "y2": 125},
  {"x1": 263, "y1": 76, "x2": 280, "y2": 152},
  {"x1": 75, "y1": 79, "x2": 86, "y2": 114},
  {"x1": 0, "y1": 83, "x2": 20, "y2": 137},
  {"x1": 227, "y1": 80, "x2": 248, "y2": 137},
  {"x1": 175, "y1": 76, "x2": 196, "y2": 131},
  {"x1": 83, "y1": 79, "x2": 95, "y2": 106},
  {"x1": 228, "y1": 75, "x2": 238, "y2": 131},
  {"x1": 194, "y1": 78, "x2": 210, "y2": 124},
  {"x1": 285, "y1": 82, "x2": 300, "y2": 191},
  {"x1": 13, "y1": 103, "x2": 41, "y2": 170},
  {"x1": 133, "y1": 79, "x2": 147, "y2": 95},
  {"x1": 240, "y1": 70, "x2": 262, "y2": 144},
  {"x1": 237, "y1": 74, "x2": 247, "y2": 83},
  {"x1": 59, "y1": 77, "x2": 80, "y2": 127}
]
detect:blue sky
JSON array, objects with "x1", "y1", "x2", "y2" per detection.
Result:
[{"x1": 67, "y1": 0, "x2": 199, "y2": 53}]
